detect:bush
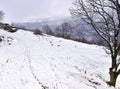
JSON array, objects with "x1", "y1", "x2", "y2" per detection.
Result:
[
  {"x1": 75, "y1": 38, "x2": 93, "y2": 44},
  {"x1": 33, "y1": 29, "x2": 43, "y2": 35},
  {"x1": 8, "y1": 28, "x2": 18, "y2": 33},
  {"x1": 0, "y1": 36, "x2": 5, "y2": 42},
  {"x1": 0, "y1": 36, "x2": 2, "y2": 42}
]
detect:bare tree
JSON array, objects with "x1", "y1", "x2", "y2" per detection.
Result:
[
  {"x1": 70, "y1": 0, "x2": 120, "y2": 87},
  {"x1": 0, "y1": 10, "x2": 4, "y2": 22},
  {"x1": 61, "y1": 22, "x2": 71, "y2": 37},
  {"x1": 55, "y1": 22, "x2": 73, "y2": 38},
  {"x1": 42, "y1": 24, "x2": 53, "y2": 35}
]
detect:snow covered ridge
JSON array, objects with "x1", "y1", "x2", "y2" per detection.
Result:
[{"x1": 0, "y1": 29, "x2": 120, "y2": 89}]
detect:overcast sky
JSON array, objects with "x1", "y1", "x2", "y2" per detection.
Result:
[{"x1": 0, "y1": 0, "x2": 73, "y2": 23}]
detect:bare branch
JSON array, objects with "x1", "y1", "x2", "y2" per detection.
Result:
[{"x1": 117, "y1": 69, "x2": 120, "y2": 75}]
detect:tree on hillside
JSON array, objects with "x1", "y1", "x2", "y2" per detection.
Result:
[
  {"x1": 42, "y1": 24, "x2": 53, "y2": 35},
  {"x1": 0, "y1": 10, "x2": 4, "y2": 22},
  {"x1": 61, "y1": 22, "x2": 71, "y2": 37},
  {"x1": 55, "y1": 22, "x2": 73, "y2": 38},
  {"x1": 70, "y1": 0, "x2": 120, "y2": 87}
]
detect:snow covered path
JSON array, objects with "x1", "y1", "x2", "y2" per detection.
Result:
[{"x1": 0, "y1": 29, "x2": 119, "y2": 89}]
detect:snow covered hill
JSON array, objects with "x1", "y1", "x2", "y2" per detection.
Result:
[{"x1": 0, "y1": 29, "x2": 119, "y2": 89}]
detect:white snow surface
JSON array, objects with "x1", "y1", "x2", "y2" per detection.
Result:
[{"x1": 0, "y1": 29, "x2": 120, "y2": 89}]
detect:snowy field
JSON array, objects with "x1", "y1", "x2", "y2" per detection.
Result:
[{"x1": 0, "y1": 29, "x2": 120, "y2": 89}]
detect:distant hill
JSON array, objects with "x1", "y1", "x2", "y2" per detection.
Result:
[{"x1": 12, "y1": 16, "x2": 105, "y2": 45}]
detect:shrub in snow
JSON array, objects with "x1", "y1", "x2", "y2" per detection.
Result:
[
  {"x1": 0, "y1": 36, "x2": 2, "y2": 42},
  {"x1": 0, "y1": 23, "x2": 17, "y2": 33},
  {"x1": 0, "y1": 36, "x2": 5, "y2": 42},
  {"x1": 75, "y1": 38, "x2": 93, "y2": 44},
  {"x1": 33, "y1": 29, "x2": 43, "y2": 35}
]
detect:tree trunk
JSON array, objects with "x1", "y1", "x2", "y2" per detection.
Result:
[{"x1": 106, "y1": 68, "x2": 118, "y2": 87}]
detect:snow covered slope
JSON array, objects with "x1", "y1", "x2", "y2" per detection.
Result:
[{"x1": 0, "y1": 29, "x2": 119, "y2": 89}]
